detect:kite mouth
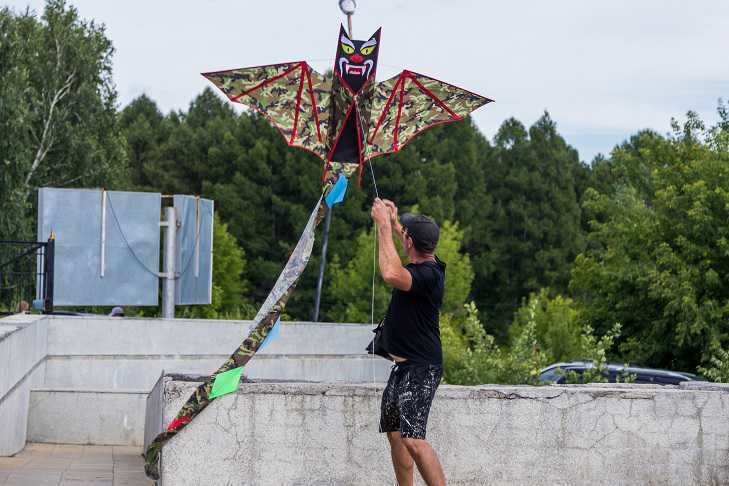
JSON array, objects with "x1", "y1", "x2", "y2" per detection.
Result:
[
  {"x1": 339, "y1": 58, "x2": 374, "y2": 78},
  {"x1": 347, "y1": 64, "x2": 365, "y2": 75}
]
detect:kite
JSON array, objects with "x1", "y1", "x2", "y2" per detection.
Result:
[{"x1": 143, "y1": 23, "x2": 492, "y2": 479}]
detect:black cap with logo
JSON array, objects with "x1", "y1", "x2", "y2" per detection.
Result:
[{"x1": 400, "y1": 213, "x2": 440, "y2": 253}]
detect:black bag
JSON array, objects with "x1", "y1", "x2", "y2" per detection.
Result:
[{"x1": 366, "y1": 318, "x2": 390, "y2": 360}]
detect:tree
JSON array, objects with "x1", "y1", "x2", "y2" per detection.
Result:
[
  {"x1": 570, "y1": 109, "x2": 729, "y2": 372},
  {"x1": 473, "y1": 113, "x2": 585, "y2": 338},
  {"x1": 0, "y1": 0, "x2": 127, "y2": 240},
  {"x1": 118, "y1": 94, "x2": 166, "y2": 190}
]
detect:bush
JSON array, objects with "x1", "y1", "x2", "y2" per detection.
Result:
[
  {"x1": 698, "y1": 344, "x2": 729, "y2": 383},
  {"x1": 442, "y1": 297, "x2": 625, "y2": 386}
]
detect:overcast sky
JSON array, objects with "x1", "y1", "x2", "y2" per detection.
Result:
[{"x1": 7, "y1": 0, "x2": 729, "y2": 163}]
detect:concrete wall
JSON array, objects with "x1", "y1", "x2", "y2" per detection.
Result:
[
  {"x1": 42, "y1": 317, "x2": 389, "y2": 390},
  {"x1": 0, "y1": 315, "x2": 47, "y2": 455},
  {"x1": 158, "y1": 379, "x2": 729, "y2": 486},
  {"x1": 0, "y1": 314, "x2": 389, "y2": 450}
]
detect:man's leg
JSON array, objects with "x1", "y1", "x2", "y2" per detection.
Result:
[
  {"x1": 401, "y1": 438, "x2": 445, "y2": 486},
  {"x1": 387, "y1": 432, "x2": 414, "y2": 486}
]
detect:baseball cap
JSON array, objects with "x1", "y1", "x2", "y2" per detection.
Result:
[
  {"x1": 400, "y1": 213, "x2": 440, "y2": 252},
  {"x1": 109, "y1": 306, "x2": 125, "y2": 317}
]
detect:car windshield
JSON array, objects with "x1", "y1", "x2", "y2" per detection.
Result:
[{"x1": 540, "y1": 368, "x2": 562, "y2": 383}]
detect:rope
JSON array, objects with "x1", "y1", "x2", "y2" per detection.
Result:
[
  {"x1": 105, "y1": 193, "x2": 162, "y2": 278},
  {"x1": 367, "y1": 160, "x2": 380, "y2": 390},
  {"x1": 371, "y1": 220, "x2": 377, "y2": 386},
  {"x1": 106, "y1": 193, "x2": 203, "y2": 280}
]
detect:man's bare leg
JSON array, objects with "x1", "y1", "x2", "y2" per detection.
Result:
[
  {"x1": 402, "y1": 437, "x2": 445, "y2": 486},
  {"x1": 387, "y1": 432, "x2": 414, "y2": 485}
]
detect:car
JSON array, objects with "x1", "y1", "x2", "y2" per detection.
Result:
[{"x1": 539, "y1": 360, "x2": 701, "y2": 385}]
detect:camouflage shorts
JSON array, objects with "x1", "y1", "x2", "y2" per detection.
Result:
[{"x1": 379, "y1": 362, "x2": 442, "y2": 439}]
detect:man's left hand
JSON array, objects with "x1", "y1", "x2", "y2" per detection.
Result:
[{"x1": 371, "y1": 198, "x2": 391, "y2": 227}]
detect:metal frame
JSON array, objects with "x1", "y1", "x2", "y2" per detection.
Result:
[{"x1": 0, "y1": 237, "x2": 54, "y2": 314}]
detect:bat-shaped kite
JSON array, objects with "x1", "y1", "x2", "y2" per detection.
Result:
[{"x1": 202, "y1": 25, "x2": 492, "y2": 184}]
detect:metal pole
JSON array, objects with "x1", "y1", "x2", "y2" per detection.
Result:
[
  {"x1": 347, "y1": 13, "x2": 353, "y2": 37},
  {"x1": 162, "y1": 207, "x2": 177, "y2": 319},
  {"x1": 100, "y1": 190, "x2": 107, "y2": 277},
  {"x1": 312, "y1": 205, "x2": 332, "y2": 322},
  {"x1": 44, "y1": 236, "x2": 54, "y2": 314}
]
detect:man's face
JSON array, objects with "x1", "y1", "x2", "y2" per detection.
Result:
[{"x1": 400, "y1": 227, "x2": 415, "y2": 254}]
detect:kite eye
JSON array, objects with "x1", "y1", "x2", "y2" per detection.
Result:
[
  {"x1": 360, "y1": 45, "x2": 375, "y2": 56},
  {"x1": 341, "y1": 43, "x2": 355, "y2": 55}
]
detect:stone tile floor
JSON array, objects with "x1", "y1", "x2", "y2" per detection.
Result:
[{"x1": 0, "y1": 443, "x2": 154, "y2": 486}]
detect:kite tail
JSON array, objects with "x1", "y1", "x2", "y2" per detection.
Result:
[{"x1": 143, "y1": 195, "x2": 327, "y2": 479}]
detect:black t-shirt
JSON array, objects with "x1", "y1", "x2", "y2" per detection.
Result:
[{"x1": 382, "y1": 257, "x2": 446, "y2": 365}]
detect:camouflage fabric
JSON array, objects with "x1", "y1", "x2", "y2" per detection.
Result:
[
  {"x1": 143, "y1": 194, "x2": 328, "y2": 479},
  {"x1": 202, "y1": 62, "x2": 491, "y2": 177},
  {"x1": 366, "y1": 70, "x2": 493, "y2": 160},
  {"x1": 202, "y1": 62, "x2": 332, "y2": 160},
  {"x1": 325, "y1": 161, "x2": 358, "y2": 181}
]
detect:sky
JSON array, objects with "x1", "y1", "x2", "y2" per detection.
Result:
[{"x1": 6, "y1": 0, "x2": 729, "y2": 163}]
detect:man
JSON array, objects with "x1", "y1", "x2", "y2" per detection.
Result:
[
  {"x1": 16, "y1": 300, "x2": 30, "y2": 314},
  {"x1": 108, "y1": 306, "x2": 125, "y2": 317},
  {"x1": 370, "y1": 197, "x2": 446, "y2": 486}
]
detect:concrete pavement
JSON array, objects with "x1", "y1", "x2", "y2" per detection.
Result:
[{"x1": 0, "y1": 443, "x2": 152, "y2": 486}]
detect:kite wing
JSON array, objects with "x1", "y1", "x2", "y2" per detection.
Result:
[
  {"x1": 203, "y1": 62, "x2": 332, "y2": 161},
  {"x1": 365, "y1": 70, "x2": 492, "y2": 160}
]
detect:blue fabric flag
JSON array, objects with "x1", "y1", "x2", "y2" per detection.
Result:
[
  {"x1": 325, "y1": 175, "x2": 348, "y2": 207},
  {"x1": 259, "y1": 318, "x2": 281, "y2": 350}
]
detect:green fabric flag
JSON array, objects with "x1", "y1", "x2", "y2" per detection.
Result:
[{"x1": 208, "y1": 367, "x2": 244, "y2": 399}]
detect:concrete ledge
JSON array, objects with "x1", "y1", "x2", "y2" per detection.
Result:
[
  {"x1": 0, "y1": 316, "x2": 48, "y2": 455},
  {"x1": 28, "y1": 389, "x2": 149, "y2": 446},
  {"x1": 46, "y1": 316, "x2": 375, "y2": 355},
  {"x1": 158, "y1": 380, "x2": 729, "y2": 486},
  {"x1": 42, "y1": 354, "x2": 391, "y2": 390}
]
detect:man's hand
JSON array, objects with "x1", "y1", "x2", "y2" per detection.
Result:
[
  {"x1": 381, "y1": 199, "x2": 399, "y2": 227},
  {"x1": 371, "y1": 198, "x2": 392, "y2": 227}
]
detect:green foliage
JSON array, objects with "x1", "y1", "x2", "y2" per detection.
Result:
[
  {"x1": 441, "y1": 302, "x2": 500, "y2": 385},
  {"x1": 510, "y1": 289, "x2": 584, "y2": 363},
  {"x1": 570, "y1": 110, "x2": 729, "y2": 372},
  {"x1": 558, "y1": 323, "x2": 623, "y2": 384},
  {"x1": 325, "y1": 228, "x2": 390, "y2": 323},
  {"x1": 442, "y1": 297, "x2": 625, "y2": 386},
  {"x1": 441, "y1": 300, "x2": 552, "y2": 386},
  {"x1": 698, "y1": 343, "x2": 729, "y2": 383},
  {"x1": 436, "y1": 221, "x2": 474, "y2": 314},
  {"x1": 472, "y1": 113, "x2": 585, "y2": 339},
  {"x1": 0, "y1": 0, "x2": 127, "y2": 240}
]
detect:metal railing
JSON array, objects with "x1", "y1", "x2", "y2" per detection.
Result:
[{"x1": 0, "y1": 237, "x2": 54, "y2": 315}]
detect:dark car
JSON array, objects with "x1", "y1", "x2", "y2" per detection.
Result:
[{"x1": 539, "y1": 361, "x2": 701, "y2": 385}]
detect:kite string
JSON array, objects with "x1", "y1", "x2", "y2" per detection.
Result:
[
  {"x1": 368, "y1": 160, "x2": 380, "y2": 200},
  {"x1": 368, "y1": 159, "x2": 380, "y2": 390}
]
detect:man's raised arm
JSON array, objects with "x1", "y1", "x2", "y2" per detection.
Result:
[{"x1": 371, "y1": 198, "x2": 412, "y2": 291}]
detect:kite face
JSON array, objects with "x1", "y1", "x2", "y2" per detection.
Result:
[{"x1": 334, "y1": 25, "x2": 381, "y2": 93}]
